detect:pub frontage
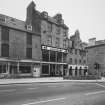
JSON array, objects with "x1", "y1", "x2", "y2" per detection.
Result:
[{"x1": 41, "y1": 45, "x2": 68, "y2": 77}]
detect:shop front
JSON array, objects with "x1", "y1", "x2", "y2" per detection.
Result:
[
  {"x1": 41, "y1": 63, "x2": 67, "y2": 77},
  {"x1": 0, "y1": 59, "x2": 41, "y2": 78},
  {"x1": 68, "y1": 65, "x2": 88, "y2": 77},
  {"x1": 41, "y1": 45, "x2": 68, "y2": 77}
]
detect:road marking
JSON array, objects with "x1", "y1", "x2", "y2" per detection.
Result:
[
  {"x1": 22, "y1": 97, "x2": 66, "y2": 105},
  {"x1": 27, "y1": 88, "x2": 37, "y2": 90},
  {"x1": 0, "y1": 89, "x2": 16, "y2": 93},
  {"x1": 85, "y1": 90, "x2": 105, "y2": 95},
  {"x1": 96, "y1": 83, "x2": 105, "y2": 88}
]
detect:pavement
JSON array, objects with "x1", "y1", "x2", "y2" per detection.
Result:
[{"x1": 0, "y1": 77, "x2": 105, "y2": 85}]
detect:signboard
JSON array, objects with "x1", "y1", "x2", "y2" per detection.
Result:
[
  {"x1": 42, "y1": 45, "x2": 68, "y2": 53},
  {"x1": 33, "y1": 67, "x2": 40, "y2": 77}
]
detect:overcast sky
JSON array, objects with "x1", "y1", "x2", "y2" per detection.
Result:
[{"x1": 0, "y1": 0, "x2": 105, "y2": 42}]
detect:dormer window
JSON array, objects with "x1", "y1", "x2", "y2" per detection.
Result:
[
  {"x1": 26, "y1": 25, "x2": 32, "y2": 31},
  {"x1": 42, "y1": 11, "x2": 48, "y2": 19}
]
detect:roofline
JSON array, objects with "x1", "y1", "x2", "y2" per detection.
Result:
[
  {"x1": 86, "y1": 43, "x2": 105, "y2": 49},
  {"x1": 35, "y1": 10, "x2": 69, "y2": 29},
  {"x1": 0, "y1": 24, "x2": 41, "y2": 36}
]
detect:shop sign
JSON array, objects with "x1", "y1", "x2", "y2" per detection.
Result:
[
  {"x1": 42, "y1": 45, "x2": 47, "y2": 49},
  {"x1": 42, "y1": 45, "x2": 68, "y2": 53}
]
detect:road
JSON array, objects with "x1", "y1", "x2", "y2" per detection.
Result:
[{"x1": 0, "y1": 82, "x2": 105, "y2": 105}]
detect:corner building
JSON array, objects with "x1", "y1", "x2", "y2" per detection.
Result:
[
  {"x1": 0, "y1": 13, "x2": 41, "y2": 78},
  {"x1": 86, "y1": 38, "x2": 105, "y2": 77},
  {"x1": 67, "y1": 30, "x2": 88, "y2": 78},
  {"x1": 26, "y1": 2, "x2": 69, "y2": 77}
]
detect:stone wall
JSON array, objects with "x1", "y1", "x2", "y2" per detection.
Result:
[{"x1": 87, "y1": 45, "x2": 105, "y2": 75}]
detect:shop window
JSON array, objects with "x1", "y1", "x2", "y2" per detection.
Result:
[
  {"x1": 1, "y1": 43, "x2": 9, "y2": 57},
  {"x1": 42, "y1": 65, "x2": 49, "y2": 74},
  {"x1": 26, "y1": 48, "x2": 32, "y2": 59},
  {"x1": 0, "y1": 65, "x2": 6, "y2": 73},
  {"x1": 19, "y1": 66, "x2": 31, "y2": 73},
  {"x1": 57, "y1": 52, "x2": 62, "y2": 62}
]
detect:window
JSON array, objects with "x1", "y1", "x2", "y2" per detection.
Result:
[
  {"x1": 63, "y1": 29, "x2": 67, "y2": 37},
  {"x1": 79, "y1": 50, "x2": 82, "y2": 56},
  {"x1": 69, "y1": 48, "x2": 73, "y2": 54},
  {"x1": 26, "y1": 48, "x2": 32, "y2": 59},
  {"x1": 69, "y1": 58, "x2": 72, "y2": 64},
  {"x1": 26, "y1": 33, "x2": 32, "y2": 45},
  {"x1": 1, "y1": 44, "x2": 9, "y2": 57},
  {"x1": 47, "y1": 36, "x2": 52, "y2": 45},
  {"x1": 79, "y1": 59, "x2": 81, "y2": 64},
  {"x1": 1, "y1": 26, "x2": 9, "y2": 41},
  {"x1": 55, "y1": 38, "x2": 60, "y2": 47},
  {"x1": 0, "y1": 65, "x2": 6, "y2": 73},
  {"x1": 63, "y1": 40, "x2": 66, "y2": 48},
  {"x1": 19, "y1": 66, "x2": 31, "y2": 73},
  {"x1": 83, "y1": 51, "x2": 86, "y2": 56},
  {"x1": 84, "y1": 60, "x2": 86, "y2": 64},
  {"x1": 26, "y1": 33, "x2": 32, "y2": 59},
  {"x1": 75, "y1": 49, "x2": 77, "y2": 55},
  {"x1": 56, "y1": 26, "x2": 61, "y2": 34},
  {"x1": 75, "y1": 59, "x2": 77, "y2": 64},
  {"x1": 47, "y1": 23, "x2": 52, "y2": 32},
  {"x1": 42, "y1": 64, "x2": 49, "y2": 74}
]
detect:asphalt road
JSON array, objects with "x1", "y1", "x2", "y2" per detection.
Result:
[{"x1": 0, "y1": 82, "x2": 105, "y2": 105}]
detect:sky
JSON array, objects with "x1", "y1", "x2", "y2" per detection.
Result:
[{"x1": 0, "y1": 0, "x2": 105, "y2": 42}]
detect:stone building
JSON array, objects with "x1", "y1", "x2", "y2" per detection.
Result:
[
  {"x1": 0, "y1": 1, "x2": 89, "y2": 78},
  {"x1": 67, "y1": 30, "x2": 88, "y2": 77},
  {"x1": 0, "y1": 13, "x2": 41, "y2": 78},
  {"x1": 26, "y1": 1, "x2": 69, "y2": 77},
  {"x1": 86, "y1": 38, "x2": 105, "y2": 76}
]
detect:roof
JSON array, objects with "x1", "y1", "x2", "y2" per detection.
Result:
[
  {"x1": 86, "y1": 43, "x2": 105, "y2": 49},
  {"x1": 0, "y1": 14, "x2": 36, "y2": 34},
  {"x1": 39, "y1": 11, "x2": 69, "y2": 29}
]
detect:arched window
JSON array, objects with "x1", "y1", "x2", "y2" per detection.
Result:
[
  {"x1": 69, "y1": 66, "x2": 72, "y2": 75},
  {"x1": 75, "y1": 67, "x2": 78, "y2": 76},
  {"x1": 79, "y1": 67, "x2": 82, "y2": 75}
]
